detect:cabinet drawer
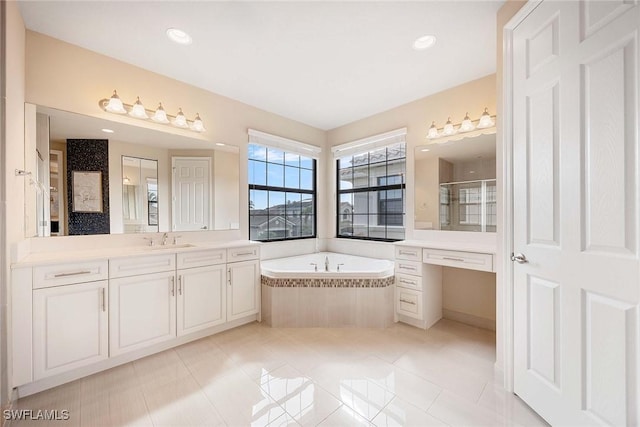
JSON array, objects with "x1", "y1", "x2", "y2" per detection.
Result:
[
  {"x1": 423, "y1": 249, "x2": 493, "y2": 272},
  {"x1": 395, "y1": 273, "x2": 422, "y2": 291},
  {"x1": 177, "y1": 249, "x2": 226, "y2": 269},
  {"x1": 34, "y1": 260, "x2": 108, "y2": 289},
  {"x1": 395, "y1": 287, "x2": 423, "y2": 320},
  {"x1": 110, "y1": 254, "x2": 176, "y2": 279},
  {"x1": 395, "y1": 246, "x2": 422, "y2": 262},
  {"x1": 227, "y1": 246, "x2": 260, "y2": 262},
  {"x1": 394, "y1": 260, "x2": 422, "y2": 277}
]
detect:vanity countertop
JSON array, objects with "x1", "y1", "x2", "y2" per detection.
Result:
[
  {"x1": 11, "y1": 240, "x2": 260, "y2": 268},
  {"x1": 396, "y1": 239, "x2": 497, "y2": 255}
]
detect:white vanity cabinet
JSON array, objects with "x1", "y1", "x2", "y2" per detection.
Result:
[
  {"x1": 177, "y1": 249, "x2": 227, "y2": 336},
  {"x1": 395, "y1": 246, "x2": 442, "y2": 329},
  {"x1": 227, "y1": 247, "x2": 260, "y2": 321},
  {"x1": 33, "y1": 279, "x2": 109, "y2": 380},
  {"x1": 12, "y1": 242, "x2": 261, "y2": 396},
  {"x1": 109, "y1": 253, "x2": 177, "y2": 356}
]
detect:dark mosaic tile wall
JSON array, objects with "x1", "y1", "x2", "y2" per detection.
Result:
[
  {"x1": 66, "y1": 139, "x2": 110, "y2": 235},
  {"x1": 261, "y1": 275, "x2": 394, "y2": 288}
]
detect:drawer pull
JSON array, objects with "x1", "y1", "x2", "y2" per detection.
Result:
[
  {"x1": 399, "y1": 265, "x2": 416, "y2": 270},
  {"x1": 399, "y1": 299, "x2": 416, "y2": 305},
  {"x1": 54, "y1": 270, "x2": 91, "y2": 278},
  {"x1": 442, "y1": 257, "x2": 465, "y2": 262},
  {"x1": 399, "y1": 250, "x2": 417, "y2": 256},
  {"x1": 234, "y1": 251, "x2": 255, "y2": 256},
  {"x1": 399, "y1": 279, "x2": 415, "y2": 285}
]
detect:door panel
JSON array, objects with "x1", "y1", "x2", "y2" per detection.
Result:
[
  {"x1": 512, "y1": 1, "x2": 639, "y2": 425},
  {"x1": 110, "y1": 271, "x2": 176, "y2": 356},
  {"x1": 177, "y1": 265, "x2": 226, "y2": 335},
  {"x1": 172, "y1": 157, "x2": 210, "y2": 231},
  {"x1": 227, "y1": 260, "x2": 259, "y2": 321}
]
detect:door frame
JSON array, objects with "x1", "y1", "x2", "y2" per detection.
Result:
[
  {"x1": 499, "y1": 0, "x2": 543, "y2": 393},
  {"x1": 171, "y1": 156, "x2": 212, "y2": 232}
]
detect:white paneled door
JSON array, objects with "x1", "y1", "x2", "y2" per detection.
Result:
[
  {"x1": 172, "y1": 157, "x2": 211, "y2": 231},
  {"x1": 512, "y1": 1, "x2": 639, "y2": 426}
]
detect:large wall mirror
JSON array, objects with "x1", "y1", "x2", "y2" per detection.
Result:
[
  {"x1": 24, "y1": 104, "x2": 240, "y2": 237},
  {"x1": 414, "y1": 132, "x2": 496, "y2": 232}
]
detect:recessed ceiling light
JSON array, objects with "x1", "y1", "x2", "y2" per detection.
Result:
[
  {"x1": 413, "y1": 35, "x2": 437, "y2": 51},
  {"x1": 469, "y1": 170, "x2": 476, "y2": 174},
  {"x1": 101, "y1": 128, "x2": 114, "y2": 133},
  {"x1": 215, "y1": 143, "x2": 226, "y2": 146},
  {"x1": 166, "y1": 28, "x2": 192, "y2": 45},
  {"x1": 421, "y1": 148, "x2": 430, "y2": 152}
]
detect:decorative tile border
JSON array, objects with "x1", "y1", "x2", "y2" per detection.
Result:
[{"x1": 261, "y1": 275, "x2": 394, "y2": 288}]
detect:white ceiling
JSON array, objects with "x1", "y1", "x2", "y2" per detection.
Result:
[{"x1": 19, "y1": 1, "x2": 502, "y2": 130}]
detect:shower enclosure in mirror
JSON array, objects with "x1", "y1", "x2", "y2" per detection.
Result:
[
  {"x1": 24, "y1": 104, "x2": 240, "y2": 237},
  {"x1": 122, "y1": 156, "x2": 159, "y2": 233},
  {"x1": 414, "y1": 132, "x2": 496, "y2": 232}
]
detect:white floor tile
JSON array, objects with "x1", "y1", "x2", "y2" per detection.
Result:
[
  {"x1": 371, "y1": 396, "x2": 447, "y2": 427},
  {"x1": 13, "y1": 320, "x2": 536, "y2": 427}
]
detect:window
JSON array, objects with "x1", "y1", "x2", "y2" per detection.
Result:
[
  {"x1": 248, "y1": 142, "x2": 316, "y2": 242},
  {"x1": 337, "y1": 141, "x2": 406, "y2": 241}
]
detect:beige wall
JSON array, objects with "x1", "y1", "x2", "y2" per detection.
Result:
[
  {"x1": 2, "y1": 0, "x2": 26, "y2": 406},
  {"x1": 25, "y1": 31, "x2": 327, "y2": 242},
  {"x1": 326, "y1": 74, "x2": 498, "y2": 327}
]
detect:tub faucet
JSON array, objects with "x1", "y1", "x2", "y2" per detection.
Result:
[{"x1": 325, "y1": 256, "x2": 329, "y2": 272}]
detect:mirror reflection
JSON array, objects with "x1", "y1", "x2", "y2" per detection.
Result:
[
  {"x1": 25, "y1": 105, "x2": 240, "y2": 237},
  {"x1": 122, "y1": 156, "x2": 159, "y2": 233},
  {"x1": 414, "y1": 133, "x2": 496, "y2": 232}
]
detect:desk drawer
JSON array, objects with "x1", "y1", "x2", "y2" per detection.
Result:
[
  {"x1": 395, "y1": 287, "x2": 423, "y2": 320},
  {"x1": 227, "y1": 246, "x2": 259, "y2": 262},
  {"x1": 110, "y1": 254, "x2": 175, "y2": 278},
  {"x1": 395, "y1": 246, "x2": 422, "y2": 262},
  {"x1": 395, "y1": 273, "x2": 422, "y2": 291},
  {"x1": 34, "y1": 260, "x2": 108, "y2": 289},
  {"x1": 177, "y1": 249, "x2": 226, "y2": 269},
  {"x1": 394, "y1": 260, "x2": 422, "y2": 277},
  {"x1": 423, "y1": 249, "x2": 493, "y2": 272}
]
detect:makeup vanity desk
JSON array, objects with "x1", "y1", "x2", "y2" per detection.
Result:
[{"x1": 393, "y1": 239, "x2": 497, "y2": 329}]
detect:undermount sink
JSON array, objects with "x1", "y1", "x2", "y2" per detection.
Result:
[{"x1": 147, "y1": 243, "x2": 196, "y2": 250}]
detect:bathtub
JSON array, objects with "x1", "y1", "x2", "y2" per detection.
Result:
[
  {"x1": 260, "y1": 252, "x2": 394, "y2": 280},
  {"x1": 260, "y1": 252, "x2": 395, "y2": 328}
]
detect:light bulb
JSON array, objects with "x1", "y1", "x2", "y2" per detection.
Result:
[
  {"x1": 173, "y1": 108, "x2": 189, "y2": 128},
  {"x1": 477, "y1": 108, "x2": 495, "y2": 129},
  {"x1": 129, "y1": 96, "x2": 149, "y2": 119},
  {"x1": 460, "y1": 112, "x2": 475, "y2": 132},
  {"x1": 190, "y1": 113, "x2": 205, "y2": 132},
  {"x1": 427, "y1": 121, "x2": 439, "y2": 139},
  {"x1": 442, "y1": 117, "x2": 457, "y2": 136},
  {"x1": 151, "y1": 103, "x2": 170, "y2": 124},
  {"x1": 105, "y1": 90, "x2": 127, "y2": 114}
]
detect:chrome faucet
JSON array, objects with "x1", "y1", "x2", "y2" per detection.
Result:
[
  {"x1": 162, "y1": 233, "x2": 169, "y2": 245},
  {"x1": 325, "y1": 256, "x2": 329, "y2": 272}
]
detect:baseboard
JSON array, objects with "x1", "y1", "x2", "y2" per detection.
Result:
[{"x1": 443, "y1": 309, "x2": 495, "y2": 331}]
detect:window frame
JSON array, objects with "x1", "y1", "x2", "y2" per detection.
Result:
[
  {"x1": 248, "y1": 144, "x2": 317, "y2": 243},
  {"x1": 336, "y1": 144, "x2": 406, "y2": 242}
]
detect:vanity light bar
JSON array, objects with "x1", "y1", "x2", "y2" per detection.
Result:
[
  {"x1": 99, "y1": 90, "x2": 206, "y2": 133},
  {"x1": 427, "y1": 108, "x2": 495, "y2": 140}
]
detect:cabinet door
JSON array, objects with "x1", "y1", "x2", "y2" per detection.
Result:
[
  {"x1": 110, "y1": 271, "x2": 176, "y2": 356},
  {"x1": 177, "y1": 265, "x2": 226, "y2": 336},
  {"x1": 33, "y1": 280, "x2": 108, "y2": 380},
  {"x1": 227, "y1": 260, "x2": 259, "y2": 321}
]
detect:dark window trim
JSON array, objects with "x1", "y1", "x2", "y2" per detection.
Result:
[
  {"x1": 249, "y1": 153, "x2": 317, "y2": 243},
  {"x1": 335, "y1": 150, "x2": 406, "y2": 242}
]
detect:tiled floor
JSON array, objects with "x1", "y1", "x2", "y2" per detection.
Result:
[{"x1": 13, "y1": 320, "x2": 548, "y2": 426}]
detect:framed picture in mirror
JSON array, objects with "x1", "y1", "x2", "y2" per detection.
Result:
[{"x1": 72, "y1": 171, "x2": 103, "y2": 213}]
